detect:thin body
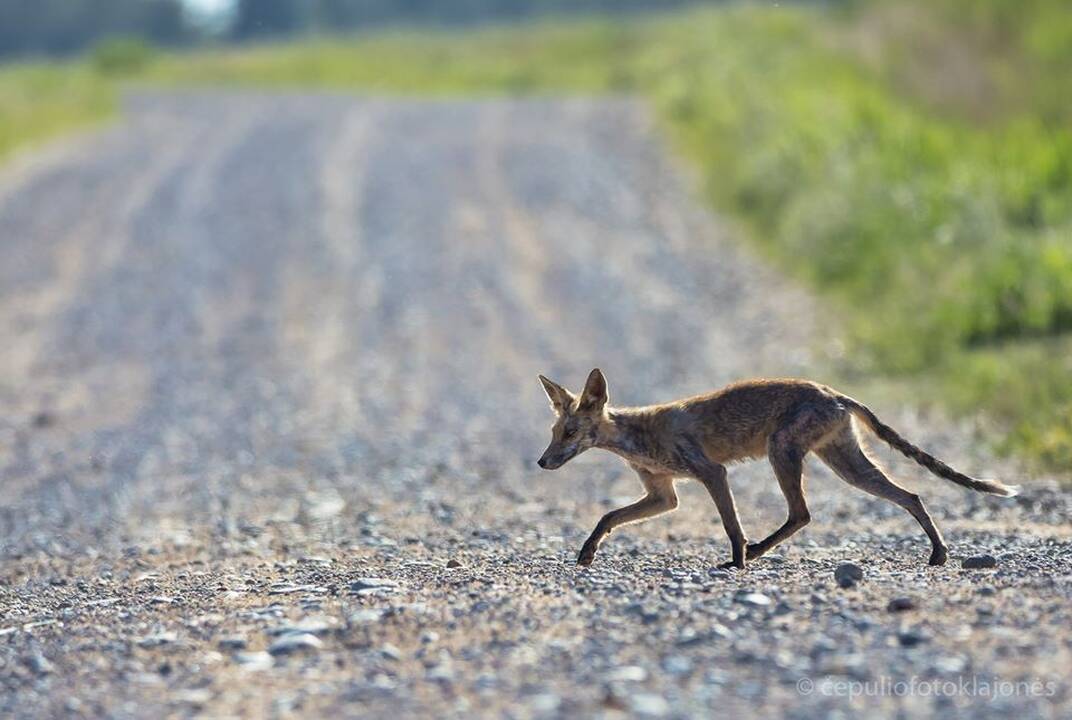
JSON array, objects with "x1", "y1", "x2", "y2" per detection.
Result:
[{"x1": 537, "y1": 370, "x2": 1018, "y2": 569}]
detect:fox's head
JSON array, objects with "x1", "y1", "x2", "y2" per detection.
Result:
[{"x1": 536, "y1": 368, "x2": 609, "y2": 470}]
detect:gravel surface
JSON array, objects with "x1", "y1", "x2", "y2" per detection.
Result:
[{"x1": 1, "y1": 92, "x2": 1070, "y2": 719}]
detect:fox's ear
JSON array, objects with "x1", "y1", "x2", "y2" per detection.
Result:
[
  {"x1": 539, "y1": 374, "x2": 574, "y2": 413},
  {"x1": 578, "y1": 367, "x2": 608, "y2": 411}
]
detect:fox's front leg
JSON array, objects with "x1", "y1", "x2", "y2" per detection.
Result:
[
  {"x1": 577, "y1": 469, "x2": 677, "y2": 566},
  {"x1": 681, "y1": 450, "x2": 747, "y2": 570}
]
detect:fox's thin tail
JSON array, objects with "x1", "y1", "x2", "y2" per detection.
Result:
[{"x1": 839, "y1": 396, "x2": 1020, "y2": 497}]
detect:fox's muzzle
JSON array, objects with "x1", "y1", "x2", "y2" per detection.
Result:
[
  {"x1": 538, "y1": 443, "x2": 579, "y2": 470},
  {"x1": 537, "y1": 454, "x2": 561, "y2": 470}
]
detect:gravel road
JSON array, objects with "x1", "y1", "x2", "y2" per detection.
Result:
[{"x1": 1, "y1": 92, "x2": 1069, "y2": 719}]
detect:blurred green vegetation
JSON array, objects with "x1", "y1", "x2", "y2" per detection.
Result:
[
  {"x1": 938, "y1": 336, "x2": 1072, "y2": 469},
  {"x1": 0, "y1": 62, "x2": 113, "y2": 163},
  {"x1": 92, "y1": 37, "x2": 157, "y2": 76},
  {"x1": 0, "y1": 0, "x2": 1070, "y2": 470}
]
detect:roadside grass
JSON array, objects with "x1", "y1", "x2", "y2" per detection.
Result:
[
  {"x1": 1, "y1": 2, "x2": 1069, "y2": 471},
  {"x1": 939, "y1": 339, "x2": 1072, "y2": 471},
  {"x1": 144, "y1": 24, "x2": 633, "y2": 94},
  {"x1": 0, "y1": 63, "x2": 114, "y2": 165}
]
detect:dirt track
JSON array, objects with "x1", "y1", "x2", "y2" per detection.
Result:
[{"x1": 0, "y1": 93, "x2": 1069, "y2": 719}]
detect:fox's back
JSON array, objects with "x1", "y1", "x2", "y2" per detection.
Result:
[{"x1": 679, "y1": 379, "x2": 838, "y2": 463}]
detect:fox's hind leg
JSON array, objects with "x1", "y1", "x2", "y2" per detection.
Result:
[
  {"x1": 576, "y1": 469, "x2": 677, "y2": 566},
  {"x1": 746, "y1": 403, "x2": 844, "y2": 562},
  {"x1": 818, "y1": 426, "x2": 948, "y2": 566}
]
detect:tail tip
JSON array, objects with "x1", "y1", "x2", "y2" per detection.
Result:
[{"x1": 983, "y1": 479, "x2": 1020, "y2": 497}]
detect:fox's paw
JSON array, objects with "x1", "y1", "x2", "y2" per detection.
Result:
[
  {"x1": 576, "y1": 544, "x2": 597, "y2": 567},
  {"x1": 928, "y1": 547, "x2": 949, "y2": 566},
  {"x1": 717, "y1": 559, "x2": 745, "y2": 571}
]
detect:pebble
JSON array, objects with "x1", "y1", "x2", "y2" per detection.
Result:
[
  {"x1": 349, "y1": 578, "x2": 399, "y2": 595},
  {"x1": 887, "y1": 597, "x2": 916, "y2": 612},
  {"x1": 175, "y1": 688, "x2": 213, "y2": 706},
  {"x1": 136, "y1": 632, "x2": 177, "y2": 648},
  {"x1": 662, "y1": 655, "x2": 692, "y2": 676},
  {"x1": 631, "y1": 693, "x2": 670, "y2": 717},
  {"x1": 446, "y1": 559, "x2": 463, "y2": 569},
  {"x1": 934, "y1": 655, "x2": 967, "y2": 673},
  {"x1": 218, "y1": 636, "x2": 247, "y2": 651},
  {"x1": 624, "y1": 603, "x2": 661, "y2": 623},
  {"x1": 835, "y1": 563, "x2": 864, "y2": 588},
  {"x1": 84, "y1": 597, "x2": 120, "y2": 607},
  {"x1": 819, "y1": 653, "x2": 869, "y2": 679},
  {"x1": 962, "y1": 554, "x2": 998, "y2": 569},
  {"x1": 267, "y1": 619, "x2": 334, "y2": 637},
  {"x1": 605, "y1": 665, "x2": 647, "y2": 682},
  {"x1": 26, "y1": 653, "x2": 54, "y2": 675},
  {"x1": 736, "y1": 592, "x2": 772, "y2": 608},
  {"x1": 268, "y1": 633, "x2": 323, "y2": 656},
  {"x1": 268, "y1": 584, "x2": 326, "y2": 595},
  {"x1": 427, "y1": 664, "x2": 454, "y2": 682},
  {"x1": 350, "y1": 609, "x2": 387, "y2": 624},
  {"x1": 676, "y1": 625, "x2": 732, "y2": 647},
  {"x1": 898, "y1": 629, "x2": 928, "y2": 647},
  {"x1": 529, "y1": 694, "x2": 561, "y2": 712},
  {"x1": 235, "y1": 652, "x2": 273, "y2": 671}
]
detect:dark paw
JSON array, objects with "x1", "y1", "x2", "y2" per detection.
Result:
[
  {"x1": 928, "y1": 547, "x2": 949, "y2": 566},
  {"x1": 576, "y1": 546, "x2": 597, "y2": 567},
  {"x1": 717, "y1": 559, "x2": 745, "y2": 570}
]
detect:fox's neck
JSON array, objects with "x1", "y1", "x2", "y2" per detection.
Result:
[{"x1": 597, "y1": 406, "x2": 662, "y2": 462}]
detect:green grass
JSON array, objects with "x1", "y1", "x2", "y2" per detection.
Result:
[
  {"x1": 0, "y1": 36, "x2": 153, "y2": 164},
  {"x1": 1, "y1": 2, "x2": 1070, "y2": 471},
  {"x1": 940, "y1": 338, "x2": 1072, "y2": 470},
  {"x1": 0, "y1": 62, "x2": 114, "y2": 164},
  {"x1": 144, "y1": 22, "x2": 636, "y2": 94}
]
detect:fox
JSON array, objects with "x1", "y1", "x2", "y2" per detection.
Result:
[{"x1": 536, "y1": 369, "x2": 1018, "y2": 569}]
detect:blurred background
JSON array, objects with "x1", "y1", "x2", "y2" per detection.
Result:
[{"x1": 1, "y1": 0, "x2": 1070, "y2": 471}]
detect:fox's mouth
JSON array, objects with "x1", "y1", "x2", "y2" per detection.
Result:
[
  {"x1": 538, "y1": 442, "x2": 582, "y2": 470},
  {"x1": 537, "y1": 452, "x2": 573, "y2": 469}
]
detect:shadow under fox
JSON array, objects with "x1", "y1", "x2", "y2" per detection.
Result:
[{"x1": 537, "y1": 369, "x2": 1018, "y2": 569}]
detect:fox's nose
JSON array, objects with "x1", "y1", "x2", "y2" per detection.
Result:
[{"x1": 537, "y1": 457, "x2": 547, "y2": 469}]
